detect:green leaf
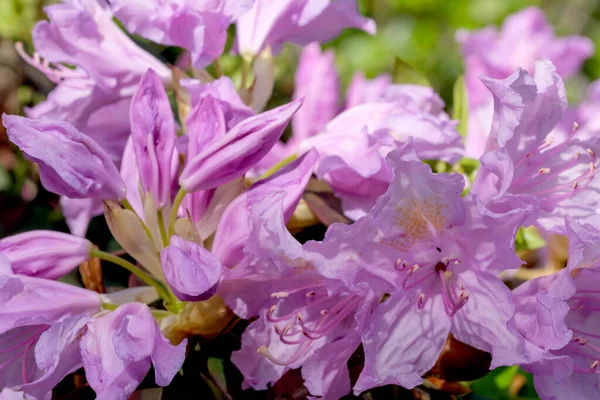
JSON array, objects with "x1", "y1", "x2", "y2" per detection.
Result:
[
  {"x1": 515, "y1": 227, "x2": 546, "y2": 253},
  {"x1": 392, "y1": 57, "x2": 430, "y2": 86},
  {"x1": 494, "y1": 365, "x2": 519, "y2": 390},
  {"x1": 452, "y1": 74, "x2": 468, "y2": 137},
  {"x1": 207, "y1": 358, "x2": 230, "y2": 399}
]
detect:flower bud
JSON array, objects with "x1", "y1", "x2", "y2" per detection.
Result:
[
  {"x1": 0, "y1": 231, "x2": 92, "y2": 279},
  {"x1": 2, "y1": 115, "x2": 126, "y2": 200},
  {"x1": 130, "y1": 68, "x2": 176, "y2": 208},
  {"x1": 179, "y1": 99, "x2": 302, "y2": 192},
  {"x1": 160, "y1": 236, "x2": 222, "y2": 302}
]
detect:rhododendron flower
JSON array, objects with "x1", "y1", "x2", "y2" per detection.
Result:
[
  {"x1": 513, "y1": 219, "x2": 600, "y2": 399},
  {"x1": 257, "y1": 43, "x2": 463, "y2": 219},
  {"x1": 472, "y1": 60, "x2": 600, "y2": 234},
  {"x1": 458, "y1": 7, "x2": 594, "y2": 158},
  {"x1": 306, "y1": 143, "x2": 531, "y2": 391},
  {"x1": 220, "y1": 193, "x2": 377, "y2": 399},
  {"x1": 19, "y1": 0, "x2": 171, "y2": 160},
  {"x1": 211, "y1": 149, "x2": 318, "y2": 267},
  {"x1": 0, "y1": 257, "x2": 102, "y2": 398},
  {"x1": 236, "y1": 0, "x2": 375, "y2": 57},
  {"x1": 81, "y1": 302, "x2": 187, "y2": 399},
  {"x1": 109, "y1": 0, "x2": 253, "y2": 68}
]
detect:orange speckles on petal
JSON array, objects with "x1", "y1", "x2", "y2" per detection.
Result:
[{"x1": 380, "y1": 195, "x2": 448, "y2": 251}]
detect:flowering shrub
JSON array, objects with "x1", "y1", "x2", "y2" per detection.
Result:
[{"x1": 2, "y1": 1, "x2": 600, "y2": 399}]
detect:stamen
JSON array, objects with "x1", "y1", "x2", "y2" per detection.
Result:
[
  {"x1": 15, "y1": 42, "x2": 91, "y2": 87},
  {"x1": 402, "y1": 269, "x2": 435, "y2": 290},
  {"x1": 257, "y1": 344, "x2": 311, "y2": 366},
  {"x1": 0, "y1": 329, "x2": 44, "y2": 354},
  {"x1": 22, "y1": 337, "x2": 36, "y2": 384},
  {"x1": 267, "y1": 296, "x2": 331, "y2": 323},
  {"x1": 299, "y1": 297, "x2": 360, "y2": 338},
  {"x1": 418, "y1": 293, "x2": 427, "y2": 309},
  {"x1": 439, "y1": 270, "x2": 469, "y2": 317},
  {"x1": 270, "y1": 282, "x2": 325, "y2": 298}
]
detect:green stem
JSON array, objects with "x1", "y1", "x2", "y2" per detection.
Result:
[
  {"x1": 241, "y1": 56, "x2": 252, "y2": 89},
  {"x1": 168, "y1": 188, "x2": 187, "y2": 238},
  {"x1": 157, "y1": 210, "x2": 169, "y2": 247},
  {"x1": 92, "y1": 249, "x2": 170, "y2": 301},
  {"x1": 213, "y1": 58, "x2": 223, "y2": 78},
  {"x1": 102, "y1": 303, "x2": 118, "y2": 311},
  {"x1": 151, "y1": 309, "x2": 173, "y2": 319}
]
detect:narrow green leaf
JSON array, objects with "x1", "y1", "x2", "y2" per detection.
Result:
[
  {"x1": 207, "y1": 358, "x2": 230, "y2": 399},
  {"x1": 453, "y1": 74, "x2": 469, "y2": 137},
  {"x1": 392, "y1": 57, "x2": 430, "y2": 86}
]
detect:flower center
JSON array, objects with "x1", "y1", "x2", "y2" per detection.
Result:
[{"x1": 395, "y1": 254, "x2": 468, "y2": 317}]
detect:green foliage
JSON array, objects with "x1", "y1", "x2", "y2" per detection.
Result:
[
  {"x1": 468, "y1": 366, "x2": 540, "y2": 400},
  {"x1": 0, "y1": 0, "x2": 45, "y2": 40},
  {"x1": 515, "y1": 226, "x2": 547, "y2": 253},
  {"x1": 453, "y1": 74, "x2": 469, "y2": 137},
  {"x1": 393, "y1": 57, "x2": 431, "y2": 86}
]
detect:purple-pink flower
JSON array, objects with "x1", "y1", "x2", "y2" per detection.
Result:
[
  {"x1": 472, "y1": 60, "x2": 600, "y2": 234},
  {"x1": 211, "y1": 149, "x2": 318, "y2": 267},
  {"x1": 80, "y1": 302, "x2": 187, "y2": 400},
  {"x1": 236, "y1": 0, "x2": 375, "y2": 56},
  {"x1": 19, "y1": 0, "x2": 171, "y2": 161},
  {"x1": 109, "y1": 0, "x2": 253, "y2": 68},
  {"x1": 513, "y1": 219, "x2": 600, "y2": 399},
  {"x1": 0, "y1": 257, "x2": 101, "y2": 398},
  {"x1": 220, "y1": 192, "x2": 376, "y2": 399},
  {"x1": 458, "y1": 7, "x2": 594, "y2": 158},
  {"x1": 256, "y1": 43, "x2": 463, "y2": 219},
  {"x1": 305, "y1": 143, "x2": 531, "y2": 391}
]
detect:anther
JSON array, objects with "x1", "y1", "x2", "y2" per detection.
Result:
[
  {"x1": 306, "y1": 291, "x2": 316, "y2": 297},
  {"x1": 588, "y1": 148, "x2": 596, "y2": 157},
  {"x1": 575, "y1": 337, "x2": 589, "y2": 345},
  {"x1": 418, "y1": 293, "x2": 427, "y2": 308},
  {"x1": 539, "y1": 168, "x2": 551, "y2": 174}
]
